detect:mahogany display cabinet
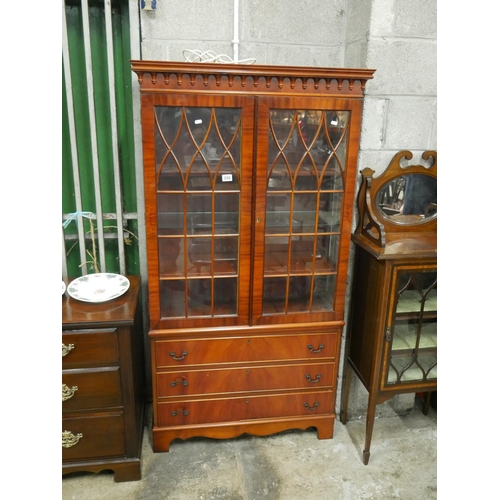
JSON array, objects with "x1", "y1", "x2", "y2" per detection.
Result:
[
  {"x1": 340, "y1": 150, "x2": 437, "y2": 464},
  {"x1": 131, "y1": 60, "x2": 375, "y2": 452}
]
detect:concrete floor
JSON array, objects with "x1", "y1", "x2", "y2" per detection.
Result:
[{"x1": 62, "y1": 400, "x2": 436, "y2": 500}]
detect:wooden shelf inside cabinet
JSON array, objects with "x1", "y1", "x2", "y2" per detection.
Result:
[
  {"x1": 62, "y1": 276, "x2": 144, "y2": 482},
  {"x1": 132, "y1": 60, "x2": 375, "y2": 453},
  {"x1": 341, "y1": 151, "x2": 437, "y2": 465}
]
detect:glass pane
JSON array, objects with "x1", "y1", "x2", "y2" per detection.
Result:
[
  {"x1": 288, "y1": 276, "x2": 312, "y2": 309},
  {"x1": 293, "y1": 193, "x2": 317, "y2": 233},
  {"x1": 187, "y1": 165, "x2": 212, "y2": 191},
  {"x1": 158, "y1": 156, "x2": 184, "y2": 191},
  {"x1": 187, "y1": 238, "x2": 211, "y2": 277},
  {"x1": 158, "y1": 238, "x2": 184, "y2": 277},
  {"x1": 264, "y1": 236, "x2": 289, "y2": 275},
  {"x1": 387, "y1": 269, "x2": 437, "y2": 385},
  {"x1": 326, "y1": 111, "x2": 349, "y2": 150},
  {"x1": 187, "y1": 279, "x2": 211, "y2": 316},
  {"x1": 320, "y1": 159, "x2": 343, "y2": 191},
  {"x1": 294, "y1": 156, "x2": 318, "y2": 191},
  {"x1": 160, "y1": 280, "x2": 186, "y2": 318},
  {"x1": 315, "y1": 234, "x2": 339, "y2": 272},
  {"x1": 263, "y1": 277, "x2": 287, "y2": 314},
  {"x1": 214, "y1": 157, "x2": 240, "y2": 191},
  {"x1": 214, "y1": 278, "x2": 237, "y2": 315},
  {"x1": 215, "y1": 109, "x2": 241, "y2": 148},
  {"x1": 311, "y1": 275, "x2": 335, "y2": 312},
  {"x1": 187, "y1": 194, "x2": 212, "y2": 235},
  {"x1": 388, "y1": 355, "x2": 437, "y2": 383},
  {"x1": 214, "y1": 193, "x2": 239, "y2": 233},
  {"x1": 266, "y1": 196, "x2": 292, "y2": 234},
  {"x1": 155, "y1": 107, "x2": 183, "y2": 176},
  {"x1": 318, "y1": 193, "x2": 342, "y2": 232},
  {"x1": 290, "y1": 236, "x2": 315, "y2": 274},
  {"x1": 268, "y1": 158, "x2": 292, "y2": 191},
  {"x1": 157, "y1": 193, "x2": 184, "y2": 236},
  {"x1": 214, "y1": 237, "x2": 239, "y2": 275}
]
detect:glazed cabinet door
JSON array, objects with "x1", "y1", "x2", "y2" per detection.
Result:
[
  {"x1": 252, "y1": 97, "x2": 361, "y2": 324},
  {"x1": 142, "y1": 94, "x2": 255, "y2": 329},
  {"x1": 382, "y1": 265, "x2": 437, "y2": 388}
]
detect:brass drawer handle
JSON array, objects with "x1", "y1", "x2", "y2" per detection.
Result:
[
  {"x1": 170, "y1": 350, "x2": 188, "y2": 361},
  {"x1": 62, "y1": 384, "x2": 78, "y2": 401},
  {"x1": 171, "y1": 409, "x2": 189, "y2": 416},
  {"x1": 305, "y1": 374, "x2": 322, "y2": 383},
  {"x1": 307, "y1": 344, "x2": 324, "y2": 353},
  {"x1": 303, "y1": 402, "x2": 320, "y2": 411},
  {"x1": 62, "y1": 343, "x2": 75, "y2": 357},
  {"x1": 170, "y1": 378, "x2": 188, "y2": 387},
  {"x1": 62, "y1": 430, "x2": 83, "y2": 448}
]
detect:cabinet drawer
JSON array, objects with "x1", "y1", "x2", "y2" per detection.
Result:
[
  {"x1": 62, "y1": 329, "x2": 119, "y2": 368},
  {"x1": 62, "y1": 411, "x2": 125, "y2": 461},
  {"x1": 157, "y1": 362, "x2": 334, "y2": 397},
  {"x1": 62, "y1": 367, "x2": 122, "y2": 411},
  {"x1": 155, "y1": 333, "x2": 336, "y2": 368},
  {"x1": 157, "y1": 390, "x2": 333, "y2": 426}
]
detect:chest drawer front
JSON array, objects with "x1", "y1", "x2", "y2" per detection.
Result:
[
  {"x1": 157, "y1": 362, "x2": 334, "y2": 398},
  {"x1": 62, "y1": 329, "x2": 119, "y2": 368},
  {"x1": 157, "y1": 390, "x2": 333, "y2": 426},
  {"x1": 62, "y1": 412, "x2": 125, "y2": 461},
  {"x1": 155, "y1": 333, "x2": 336, "y2": 368},
  {"x1": 62, "y1": 367, "x2": 122, "y2": 411}
]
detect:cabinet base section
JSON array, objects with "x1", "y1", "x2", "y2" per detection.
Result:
[
  {"x1": 62, "y1": 457, "x2": 141, "y2": 482},
  {"x1": 151, "y1": 415, "x2": 336, "y2": 452}
]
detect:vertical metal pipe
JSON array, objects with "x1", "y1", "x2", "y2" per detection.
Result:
[
  {"x1": 62, "y1": 228, "x2": 68, "y2": 279},
  {"x1": 104, "y1": 0, "x2": 126, "y2": 275},
  {"x1": 129, "y1": 0, "x2": 149, "y2": 286},
  {"x1": 62, "y1": 0, "x2": 88, "y2": 275},
  {"x1": 81, "y1": 0, "x2": 106, "y2": 272},
  {"x1": 233, "y1": 0, "x2": 239, "y2": 62}
]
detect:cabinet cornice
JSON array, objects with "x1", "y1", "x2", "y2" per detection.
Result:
[{"x1": 131, "y1": 60, "x2": 375, "y2": 96}]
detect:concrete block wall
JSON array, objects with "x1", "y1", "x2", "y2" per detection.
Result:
[
  {"x1": 138, "y1": 0, "x2": 437, "y2": 420},
  {"x1": 140, "y1": 0, "x2": 348, "y2": 66},
  {"x1": 340, "y1": 0, "x2": 437, "y2": 420},
  {"x1": 347, "y1": 0, "x2": 437, "y2": 175}
]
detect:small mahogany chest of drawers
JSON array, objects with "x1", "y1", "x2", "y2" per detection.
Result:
[{"x1": 62, "y1": 275, "x2": 144, "y2": 482}]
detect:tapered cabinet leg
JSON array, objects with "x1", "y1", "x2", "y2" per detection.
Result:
[
  {"x1": 340, "y1": 362, "x2": 353, "y2": 425},
  {"x1": 423, "y1": 391, "x2": 431, "y2": 416},
  {"x1": 362, "y1": 393, "x2": 378, "y2": 465}
]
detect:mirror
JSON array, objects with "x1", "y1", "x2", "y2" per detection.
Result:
[{"x1": 376, "y1": 174, "x2": 437, "y2": 224}]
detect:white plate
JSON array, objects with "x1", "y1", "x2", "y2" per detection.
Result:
[{"x1": 67, "y1": 273, "x2": 130, "y2": 303}]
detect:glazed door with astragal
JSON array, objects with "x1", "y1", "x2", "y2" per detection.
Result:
[
  {"x1": 382, "y1": 265, "x2": 437, "y2": 388},
  {"x1": 144, "y1": 94, "x2": 255, "y2": 328},
  {"x1": 252, "y1": 97, "x2": 358, "y2": 324}
]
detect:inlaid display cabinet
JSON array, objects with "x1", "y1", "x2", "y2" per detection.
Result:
[
  {"x1": 131, "y1": 60, "x2": 375, "y2": 452},
  {"x1": 340, "y1": 150, "x2": 437, "y2": 464}
]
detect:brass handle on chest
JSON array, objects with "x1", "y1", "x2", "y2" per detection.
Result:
[
  {"x1": 170, "y1": 350, "x2": 188, "y2": 361},
  {"x1": 171, "y1": 409, "x2": 189, "y2": 416},
  {"x1": 62, "y1": 343, "x2": 75, "y2": 357},
  {"x1": 307, "y1": 344, "x2": 324, "y2": 353},
  {"x1": 305, "y1": 374, "x2": 322, "y2": 383},
  {"x1": 62, "y1": 430, "x2": 83, "y2": 448},
  {"x1": 62, "y1": 384, "x2": 78, "y2": 401},
  {"x1": 170, "y1": 378, "x2": 188, "y2": 387},
  {"x1": 303, "y1": 402, "x2": 320, "y2": 411}
]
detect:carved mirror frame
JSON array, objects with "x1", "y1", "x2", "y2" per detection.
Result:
[{"x1": 354, "y1": 150, "x2": 437, "y2": 248}]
